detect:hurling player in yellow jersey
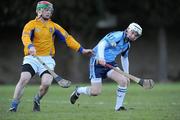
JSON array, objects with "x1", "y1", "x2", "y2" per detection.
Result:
[{"x1": 9, "y1": 1, "x2": 93, "y2": 112}]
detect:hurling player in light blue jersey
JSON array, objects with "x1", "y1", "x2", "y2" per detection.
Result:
[{"x1": 70, "y1": 23, "x2": 142, "y2": 111}]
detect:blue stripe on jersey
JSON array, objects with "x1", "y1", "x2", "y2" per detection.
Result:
[
  {"x1": 30, "y1": 29, "x2": 35, "y2": 41},
  {"x1": 54, "y1": 29, "x2": 66, "y2": 42}
]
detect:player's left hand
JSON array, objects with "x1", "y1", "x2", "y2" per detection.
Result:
[{"x1": 82, "y1": 49, "x2": 94, "y2": 56}]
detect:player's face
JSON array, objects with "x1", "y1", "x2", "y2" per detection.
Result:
[
  {"x1": 41, "y1": 8, "x2": 53, "y2": 20},
  {"x1": 126, "y1": 30, "x2": 140, "y2": 41}
]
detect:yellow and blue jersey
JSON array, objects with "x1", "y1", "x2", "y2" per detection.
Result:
[{"x1": 21, "y1": 18, "x2": 83, "y2": 56}]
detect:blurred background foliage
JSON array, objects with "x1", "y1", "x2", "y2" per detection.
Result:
[{"x1": 0, "y1": 0, "x2": 180, "y2": 84}]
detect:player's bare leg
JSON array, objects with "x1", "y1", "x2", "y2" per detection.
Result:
[
  {"x1": 70, "y1": 79, "x2": 102, "y2": 104},
  {"x1": 9, "y1": 72, "x2": 31, "y2": 112},
  {"x1": 90, "y1": 82, "x2": 102, "y2": 96},
  {"x1": 107, "y1": 69, "x2": 129, "y2": 111},
  {"x1": 33, "y1": 73, "x2": 53, "y2": 112}
]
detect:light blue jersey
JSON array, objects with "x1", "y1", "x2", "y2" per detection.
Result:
[{"x1": 92, "y1": 31, "x2": 130, "y2": 62}]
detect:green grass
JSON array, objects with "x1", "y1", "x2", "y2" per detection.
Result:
[{"x1": 0, "y1": 83, "x2": 180, "y2": 120}]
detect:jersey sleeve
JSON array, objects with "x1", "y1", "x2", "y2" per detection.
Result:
[
  {"x1": 121, "y1": 55, "x2": 129, "y2": 73},
  {"x1": 121, "y1": 43, "x2": 130, "y2": 58},
  {"x1": 21, "y1": 21, "x2": 35, "y2": 49},
  {"x1": 53, "y1": 23, "x2": 82, "y2": 52},
  {"x1": 97, "y1": 40, "x2": 108, "y2": 60}
]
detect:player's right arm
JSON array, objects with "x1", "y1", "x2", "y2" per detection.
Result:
[
  {"x1": 96, "y1": 40, "x2": 107, "y2": 66},
  {"x1": 21, "y1": 21, "x2": 36, "y2": 55}
]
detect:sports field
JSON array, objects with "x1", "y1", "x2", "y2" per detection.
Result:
[{"x1": 0, "y1": 83, "x2": 180, "y2": 120}]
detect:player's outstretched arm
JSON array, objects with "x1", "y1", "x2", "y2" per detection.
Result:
[{"x1": 81, "y1": 48, "x2": 93, "y2": 56}]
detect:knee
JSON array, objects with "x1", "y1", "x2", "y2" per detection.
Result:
[
  {"x1": 91, "y1": 92, "x2": 100, "y2": 96},
  {"x1": 41, "y1": 75, "x2": 53, "y2": 86},
  {"x1": 120, "y1": 77, "x2": 129, "y2": 87},
  {"x1": 41, "y1": 81, "x2": 52, "y2": 86},
  {"x1": 19, "y1": 76, "x2": 30, "y2": 86},
  {"x1": 90, "y1": 89, "x2": 101, "y2": 96},
  {"x1": 127, "y1": 79, "x2": 130, "y2": 86},
  {"x1": 41, "y1": 77, "x2": 52, "y2": 86}
]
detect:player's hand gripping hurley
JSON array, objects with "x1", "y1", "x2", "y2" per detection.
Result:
[
  {"x1": 105, "y1": 63, "x2": 154, "y2": 89},
  {"x1": 34, "y1": 56, "x2": 71, "y2": 88}
]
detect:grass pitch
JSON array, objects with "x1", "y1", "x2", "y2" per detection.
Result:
[{"x1": 0, "y1": 83, "x2": 180, "y2": 120}]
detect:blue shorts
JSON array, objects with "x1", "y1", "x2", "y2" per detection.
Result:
[{"x1": 89, "y1": 57, "x2": 118, "y2": 79}]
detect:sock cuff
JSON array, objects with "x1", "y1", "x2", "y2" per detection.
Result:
[
  {"x1": 35, "y1": 93, "x2": 42, "y2": 100},
  {"x1": 117, "y1": 86, "x2": 127, "y2": 93},
  {"x1": 12, "y1": 99, "x2": 20, "y2": 104},
  {"x1": 118, "y1": 86, "x2": 127, "y2": 89},
  {"x1": 86, "y1": 87, "x2": 91, "y2": 95}
]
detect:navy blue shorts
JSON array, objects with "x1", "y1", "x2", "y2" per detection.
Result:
[{"x1": 89, "y1": 58, "x2": 118, "y2": 79}]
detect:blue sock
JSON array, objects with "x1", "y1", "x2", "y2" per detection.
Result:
[
  {"x1": 10, "y1": 99, "x2": 19, "y2": 111},
  {"x1": 34, "y1": 93, "x2": 42, "y2": 102}
]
